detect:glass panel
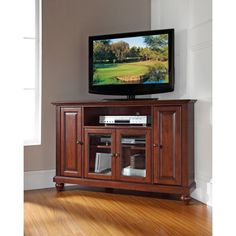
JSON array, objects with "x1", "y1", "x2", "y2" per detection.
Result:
[
  {"x1": 120, "y1": 135, "x2": 146, "y2": 177},
  {"x1": 88, "y1": 134, "x2": 112, "y2": 175}
]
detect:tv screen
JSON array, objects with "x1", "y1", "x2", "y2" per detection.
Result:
[{"x1": 89, "y1": 29, "x2": 174, "y2": 99}]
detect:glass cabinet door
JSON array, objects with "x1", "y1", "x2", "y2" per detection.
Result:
[
  {"x1": 84, "y1": 129, "x2": 115, "y2": 180},
  {"x1": 116, "y1": 129, "x2": 151, "y2": 183}
]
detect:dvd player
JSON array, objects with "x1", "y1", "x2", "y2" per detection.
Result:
[{"x1": 99, "y1": 115, "x2": 149, "y2": 125}]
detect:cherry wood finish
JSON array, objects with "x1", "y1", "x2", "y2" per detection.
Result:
[
  {"x1": 60, "y1": 108, "x2": 82, "y2": 177},
  {"x1": 53, "y1": 175, "x2": 195, "y2": 195},
  {"x1": 181, "y1": 194, "x2": 192, "y2": 205},
  {"x1": 55, "y1": 183, "x2": 64, "y2": 191},
  {"x1": 116, "y1": 128, "x2": 151, "y2": 183},
  {"x1": 84, "y1": 128, "x2": 151, "y2": 183},
  {"x1": 153, "y1": 106, "x2": 181, "y2": 185},
  {"x1": 84, "y1": 128, "x2": 116, "y2": 180},
  {"x1": 53, "y1": 99, "x2": 196, "y2": 203}
]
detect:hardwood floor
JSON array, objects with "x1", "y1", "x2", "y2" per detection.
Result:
[{"x1": 24, "y1": 186, "x2": 212, "y2": 236}]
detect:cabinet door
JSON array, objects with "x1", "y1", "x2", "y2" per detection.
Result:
[
  {"x1": 60, "y1": 108, "x2": 82, "y2": 177},
  {"x1": 84, "y1": 128, "x2": 116, "y2": 180},
  {"x1": 116, "y1": 129, "x2": 151, "y2": 183},
  {"x1": 153, "y1": 106, "x2": 181, "y2": 185}
]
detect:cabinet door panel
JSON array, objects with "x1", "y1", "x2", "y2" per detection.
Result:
[
  {"x1": 84, "y1": 128, "x2": 116, "y2": 180},
  {"x1": 116, "y1": 129, "x2": 151, "y2": 183},
  {"x1": 61, "y1": 108, "x2": 82, "y2": 177},
  {"x1": 153, "y1": 106, "x2": 181, "y2": 185}
]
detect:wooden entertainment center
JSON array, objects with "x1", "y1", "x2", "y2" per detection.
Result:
[{"x1": 53, "y1": 99, "x2": 196, "y2": 204}]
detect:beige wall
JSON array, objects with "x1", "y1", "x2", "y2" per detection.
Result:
[{"x1": 24, "y1": 0, "x2": 151, "y2": 171}]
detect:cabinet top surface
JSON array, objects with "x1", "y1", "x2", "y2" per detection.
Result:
[{"x1": 52, "y1": 99, "x2": 196, "y2": 107}]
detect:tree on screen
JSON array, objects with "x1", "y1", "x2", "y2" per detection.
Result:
[{"x1": 111, "y1": 41, "x2": 129, "y2": 62}]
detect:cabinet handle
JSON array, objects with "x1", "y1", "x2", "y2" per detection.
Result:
[
  {"x1": 153, "y1": 144, "x2": 163, "y2": 148},
  {"x1": 113, "y1": 153, "x2": 119, "y2": 158},
  {"x1": 76, "y1": 140, "x2": 83, "y2": 145}
]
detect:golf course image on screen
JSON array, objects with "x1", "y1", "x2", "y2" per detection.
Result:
[{"x1": 92, "y1": 34, "x2": 169, "y2": 86}]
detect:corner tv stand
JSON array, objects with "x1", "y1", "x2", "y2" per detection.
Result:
[{"x1": 52, "y1": 99, "x2": 196, "y2": 204}]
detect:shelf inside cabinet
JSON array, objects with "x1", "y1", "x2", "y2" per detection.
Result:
[
  {"x1": 121, "y1": 145, "x2": 146, "y2": 150},
  {"x1": 83, "y1": 106, "x2": 152, "y2": 126},
  {"x1": 83, "y1": 125, "x2": 152, "y2": 129},
  {"x1": 96, "y1": 145, "x2": 112, "y2": 149}
]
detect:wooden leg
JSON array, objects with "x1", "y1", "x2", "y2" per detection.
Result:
[
  {"x1": 55, "y1": 183, "x2": 64, "y2": 192},
  {"x1": 180, "y1": 194, "x2": 191, "y2": 205}
]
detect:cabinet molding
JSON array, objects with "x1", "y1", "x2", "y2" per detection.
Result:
[
  {"x1": 153, "y1": 106, "x2": 181, "y2": 185},
  {"x1": 60, "y1": 108, "x2": 82, "y2": 177},
  {"x1": 53, "y1": 99, "x2": 196, "y2": 204}
]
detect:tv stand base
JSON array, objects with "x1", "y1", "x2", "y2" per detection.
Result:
[
  {"x1": 54, "y1": 176, "x2": 196, "y2": 205},
  {"x1": 55, "y1": 183, "x2": 64, "y2": 192},
  {"x1": 181, "y1": 194, "x2": 191, "y2": 205}
]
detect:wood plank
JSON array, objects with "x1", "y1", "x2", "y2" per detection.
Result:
[{"x1": 24, "y1": 187, "x2": 211, "y2": 236}]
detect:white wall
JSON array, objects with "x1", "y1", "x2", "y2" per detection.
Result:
[{"x1": 151, "y1": 0, "x2": 212, "y2": 205}]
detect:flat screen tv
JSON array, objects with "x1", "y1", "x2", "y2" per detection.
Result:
[{"x1": 89, "y1": 29, "x2": 174, "y2": 99}]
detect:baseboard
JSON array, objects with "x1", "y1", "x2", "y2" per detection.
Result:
[
  {"x1": 24, "y1": 169, "x2": 212, "y2": 206},
  {"x1": 24, "y1": 169, "x2": 56, "y2": 190},
  {"x1": 191, "y1": 172, "x2": 212, "y2": 206}
]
